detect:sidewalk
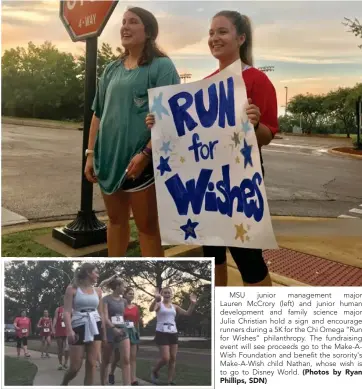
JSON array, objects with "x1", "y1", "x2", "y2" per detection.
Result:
[
  {"x1": 165, "y1": 217, "x2": 362, "y2": 287},
  {"x1": 5, "y1": 346, "x2": 149, "y2": 386}
]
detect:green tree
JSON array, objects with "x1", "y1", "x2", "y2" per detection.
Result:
[
  {"x1": 323, "y1": 87, "x2": 356, "y2": 138},
  {"x1": 2, "y1": 41, "x2": 82, "y2": 120},
  {"x1": 343, "y1": 17, "x2": 362, "y2": 48},
  {"x1": 287, "y1": 94, "x2": 327, "y2": 133},
  {"x1": 4, "y1": 261, "x2": 74, "y2": 331}
]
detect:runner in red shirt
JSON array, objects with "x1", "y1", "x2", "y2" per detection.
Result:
[
  {"x1": 37, "y1": 309, "x2": 52, "y2": 358},
  {"x1": 123, "y1": 288, "x2": 141, "y2": 386},
  {"x1": 13, "y1": 310, "x2": 31, "y2": 358},
  {"x1": 53, "y1": 301, "x2": 70, "y2": 370},
  {"x1": 145, "y1": 11, "x2": 278, "y2": 288}
]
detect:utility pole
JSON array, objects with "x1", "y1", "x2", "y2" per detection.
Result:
[
  {"x1": 180, "y1": 72, "x2": 192, "y2": 83},
  {"x1": 284, "y1": 86, "x2": 288, "y2": 116}
]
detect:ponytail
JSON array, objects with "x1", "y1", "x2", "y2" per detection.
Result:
[{"x1": 239, "y1": 15, "x2": 253, "y2": 66}]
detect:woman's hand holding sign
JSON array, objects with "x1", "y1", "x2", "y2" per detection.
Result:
[
  {"x1": 246, "y1": 98, "x2": 261, "y2": 128},
  {"x1": 146, "y1": 113, "x2": 155, "y2": 129}
]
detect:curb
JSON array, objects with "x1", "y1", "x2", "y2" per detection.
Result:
[
  {"x1": 328, "y1": 148, "x2": 362, "y2": 160},
  {"x1": 2, "y1": 118, "x2": 81, "y2": 131},
  {"x1": 1, "y1": 215, "x2": 340, "y2": 235}
]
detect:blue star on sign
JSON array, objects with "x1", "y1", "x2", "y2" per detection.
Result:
[
  {"x1": 157, "y1": 156, "x2": 172, "y2": 176},
  {"x1": 160, "y1": 141, "x2": 172, "y2": 154},
  {"x1": 180, "y1": 218, "x2": 199, "y2": 240},
  {"x1": 150, "y1": 92, "x2": 169, "y2": 120},
  {"x1": 242, "y1": 119, "x2": 253, "y2": 134},
  {"x1": 240, "y1": 139, "x2": 253, "y2": 168}
]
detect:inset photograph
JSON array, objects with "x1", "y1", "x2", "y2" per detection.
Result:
[{"x1": 3, "y1": 259, "x2": 212, "y2": 387}]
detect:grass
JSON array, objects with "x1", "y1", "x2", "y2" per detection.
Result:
[
  {"x1": 4, "y1": 356, "x2": 38, "y2": 386},
  {"x1": 2, "y1": 228, "x2": 62, "y2": 257},
  {"x1": 2, "y1": 220, "x2": 140, "y2": 257},
  {"x1": 136, "y1": 358, "x2": 211, "y2": 386}
]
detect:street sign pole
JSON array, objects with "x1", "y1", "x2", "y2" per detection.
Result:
[
  {"x1": 54, "y1": 1, "x2": 118, "y2": 249},
  {"x1": 357, "y1": 96, "x2": 362, "y2": 150},
  {"x1": 53, "y1": 36, "x2": 107, "y2": 248}
]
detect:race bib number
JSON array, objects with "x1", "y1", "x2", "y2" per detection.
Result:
[
  {"x1": 125, "y1": 321, "x2": 134, "y2": 329},
  {"x1": 111, "y1": 315, "x2": 124, "y2": 325},
  {"x1": 43, "y1": 328, "x2": 50, "y2": 333},
  {"x1": 163, "y1": 323, "x2": 174, "y2": 333},
  {"x1": 61, "y1": 322, "x2": 65, "y2": 328},
  {"x1": 22, "y1": 328, "x2": 28, "y2": 334}
]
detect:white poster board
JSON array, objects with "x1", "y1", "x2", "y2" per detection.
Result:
[{"x1": 148, "y1": 60, "x2": 277, "y2": 249}]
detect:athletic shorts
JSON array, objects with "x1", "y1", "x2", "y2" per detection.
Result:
[
  {"x1": 56, "y1": 336, "x2": 69, "y2": 351},
  {"x1": 16, "y1": 337, "x2": 28, "y2": 348},
  {"x1": 155, "y1": 331, "x2": 178, "y2": 346},
  {"x1": 121, "y1": 162, "x2": 154, "y2": 192},
  {"x1": 72, "y1": 321, "x2": 102, "y2": 345}
]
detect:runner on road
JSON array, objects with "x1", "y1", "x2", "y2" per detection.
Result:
[
  {"x1": 37, "y1": 309, "x2": 52, "y2": 358},
  {"x1": 61, "y1": 263, "x2": 105, "y2": 386},
  {"x1": 123, "y1": 287, "x2": 141, "y2": 386},
  {"x1": 149, "y1": 287, "x2": 197, "y2": 385},
  {"x1": 13, "y1": 310, "x2": 31, "y2": 358},
  {"x1": 53, "y1": 302, "x2": 69, "y2": 370},
  {"x1": 101, "y1": 277, "x2": 131, "y2": 386}
]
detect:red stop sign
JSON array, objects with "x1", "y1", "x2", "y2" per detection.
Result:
[{"x1": 60, "y1": 0, "x2": 118, "y2": 42}]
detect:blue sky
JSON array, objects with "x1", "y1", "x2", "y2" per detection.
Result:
[{"x1": 2, "y1": 1, "x2": 362, "y2": 115}]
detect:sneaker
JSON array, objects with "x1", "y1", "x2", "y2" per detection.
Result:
[
  {"x1": 131, "y1": 381, "x2": 139, "y2": 386},
  {"x1": 46, "y1": 353, "x2": 50, "y2": 358},
  {"x1": 168, "y1": 383, "x2": 177, "y2": 386},
  {"x1": 108, "y1": 374, "x2": 115, "y2": 385},
  {"x1": 151, "y1": 371, "x2": 159, "y2": 385},
  {"x1": 57, "y1": 364, "x2": 63, "y2": 371},
  {"x1": 41, "y1": 353, "x2": 45, "y2": 359},
  {"x1": 25, "y1": 354, "x2": 31, "y2": 358},
  {"x1": 63, "y1": 364, "x2": 68, "y2": 370}
]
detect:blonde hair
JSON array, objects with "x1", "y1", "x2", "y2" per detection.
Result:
[
  {"x1": 213, "y1": 11, "x2": 253, "y2": 66},
  {"x1": 72, "y1": 263, "x2": 96, "y2": 288}
]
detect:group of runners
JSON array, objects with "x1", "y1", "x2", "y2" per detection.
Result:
[{"x1": 12, "y1": 262, "x2": 197, "y2": 386}]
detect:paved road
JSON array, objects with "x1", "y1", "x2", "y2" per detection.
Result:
[{"x1": 2, "y1": 124, "x2": 362, "y2": 221}]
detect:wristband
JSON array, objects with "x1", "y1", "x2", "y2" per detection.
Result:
[{"x1": 143, "y1": 146, "x2": 152, "y2": 156}]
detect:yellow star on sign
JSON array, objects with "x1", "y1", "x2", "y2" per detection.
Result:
[
  {"x1": 180, "y1": 156, "x2": 186, "y2": 163},
  {"x1": 235, "y1": 156, "x2": 240, "y2": 164},
  {"x1": 235, "y1": 223, "x2": 247, "y2": 242}
]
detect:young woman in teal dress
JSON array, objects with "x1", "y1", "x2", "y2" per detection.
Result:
[{"x1": 84, "y1": 7, "x2": 180, "y2": 257}]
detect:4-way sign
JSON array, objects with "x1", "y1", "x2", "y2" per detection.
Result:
[{"x1": 60, "y1": 0, "x2": 118, "y2": 42}]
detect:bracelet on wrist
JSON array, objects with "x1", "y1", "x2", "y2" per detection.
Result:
[{"x1": 143, "y1": 146, "x2": 152, "y2": 156}]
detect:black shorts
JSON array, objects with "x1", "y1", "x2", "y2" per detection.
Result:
[
  {"x1": 121, "y1": 161, "x2": 154, "y2": 192},
  {"x1": 155, "y1": 331, "x2": 178, "y2": 346},
  {"x1": 16, "y1": 337, "x2": 28, "y2": 348},
  {"x1": 72, "y1": 321, "x2": 102, "y2": 345}
]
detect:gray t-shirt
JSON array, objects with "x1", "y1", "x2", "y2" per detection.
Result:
[{"x1": 103, "y1": 295, "x2": 127, "y2": 327}]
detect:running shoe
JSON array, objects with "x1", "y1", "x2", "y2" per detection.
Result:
[
  {"x1": 57, "y1": 364, "x2": 63, "y2": 371},
  {"x1": 46, "y1": 353, "x2": 50, "y2": 358},
  {"x1": 151, "y1": 371, "x2": 159, "y2": 385},
  {"x1": 131, "y1": 381, "x2": 139, "y2": 386},
  {"x1": 63, "y1": 364, "x2": 68, "y2": 370},
  {"x1": 168, "y1": 383, "x2": 177, "y2": 386},
  {"x1": 41, "y1": 353, "x2": 45, "y2": 359},
  {"x1": 25, "y1": 354, "x2": 31, "y2": 358},
  {"x1": 108, "y1": 374, "x2": 115, "y2": 385}
]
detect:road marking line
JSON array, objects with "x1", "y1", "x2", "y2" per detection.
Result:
[
  {"x1": 349, "y1": 208, "x2": 362, "y2": 215},
  {"x1": 338, "y1": 214, "x2": 358, "y2": 219}
]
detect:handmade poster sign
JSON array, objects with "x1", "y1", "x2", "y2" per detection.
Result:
[{"x1": 148, "y1": 60, "x2": 278, "y2": 249}]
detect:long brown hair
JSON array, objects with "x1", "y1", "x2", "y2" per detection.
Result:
[
  {"x1": 213, "y1": 11, "x2": 253, "y2": 66},
  {"x1": 72, "y1": 263, "x2": 96, "y2": 288},
  {"x1": 120, "y1": 6, "x2": 168, "y2": 66}
]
